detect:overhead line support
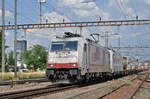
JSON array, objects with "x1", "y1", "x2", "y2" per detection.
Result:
[
  {"x1": 40, "y1": 2, "x2": 42, "y2": 24},
  {"x1": 1, "y1": 20, "x2": 150, "y2": 30},
  {"x1": 1, "y1": 0, "x2": 5, "y2": 73},
  {"x1": 14, "y1": 0, "x2": 17, "y2": 79}
]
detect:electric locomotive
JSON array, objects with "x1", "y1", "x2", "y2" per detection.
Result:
[{"x1": 46, "y1": 32, "x2": 124, "y2": 83}]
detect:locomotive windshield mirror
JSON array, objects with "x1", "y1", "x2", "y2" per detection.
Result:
[{"x1": 51, "y1": 41, "x2": 78, "y2": 51}]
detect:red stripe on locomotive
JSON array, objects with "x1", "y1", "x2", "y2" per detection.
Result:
[{"x1": 48, "y1": 63, "x2": 78, "y2": 68}]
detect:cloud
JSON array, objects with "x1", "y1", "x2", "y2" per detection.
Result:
[
  {"x1": 107, "y1": 0, "x2": 136, "y2": 19},
  {"x1": 0, "y1": 9, "x2": 13, "y2": 18},
  {"x1": 25, "y1": 11, "x2": 100, "y2": 48},
  {"x1": 43, "y1": 12, "x2": 71, "y2": 23},
  {"x1": 58, "y1": 0, "x2": 110, "y2": 20},
  {"x1": 6, "y1": 0, "x2": 150, "y2": 53},
  {"x1": 145, "y1": 0, "x2": 150, "y2": 4},
  {"x1": 19, "y1": 0, "x2": 108, "y2": 48}
]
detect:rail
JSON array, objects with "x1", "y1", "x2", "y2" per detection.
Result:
[
  {"x1": 0, "y1": 84, "x2": 77, "y2": 99},
  {"x1": 128, "y1": 73, "x2": 149, "y2": 99},
  {"x1": 0, "y1": 78, "x2": 49, "y2": 86},
  {"x1": 98, "y1": 72, "x2": 148, "y2": 99}
]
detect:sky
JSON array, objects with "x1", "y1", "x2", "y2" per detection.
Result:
[{"x1": 0, "y1": 0, "x2": 150, "y2": 60}]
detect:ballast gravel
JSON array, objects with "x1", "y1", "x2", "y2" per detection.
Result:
[
  {"x1": 0, "y1": 82, "x2": 52, "y2": 93},
  {"x1": 35, "y1": 75, "x2": 137, "y2": 99}
]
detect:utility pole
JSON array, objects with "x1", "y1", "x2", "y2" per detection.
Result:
[
  {"x1": 23, "y1": 29, "x2": 27, "y2": 40},
  {"x1": 40, "y1": 2, "x2": 42, "y2": 24},
  {"x1": 105, "y1": 31, "x2": 109, "y2": 48},
  {"x1": 14, "y1": 0, "x2": 17, "y2": 79},
  {"x1": 38, "y1": 0, "x2": 46, "y2": 24},
  {"x1": 79, "y1": 26, "x2": 82, "y2": 35},
  {"x1": 2, "y1": 0, "x2": 5, "y2": 73},
  {"x1": 114, "y1": 33, "x2": 120, "y2": 50},
  {"x1": 118, "y1": 36, "x2": 120, "y2": 49}
]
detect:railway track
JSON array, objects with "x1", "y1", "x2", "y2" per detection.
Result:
[
  {"x1": 0, "y1": 79, "x2": 108, "y2": 99},
  {"x1": 98, "y1": 72, "x2": 149, "y2": 99},
  {"x1": 0, "y1": 83, "x2": 78, "y2": 99},
  {"x1": 0, "y1": 75, "x2": 127, "y2": 99},
  {"x1": 67, "y1": 75, "x2": 137, "y2": 99},
  {"x1": 0, "y1": 72, "x2": 148, "y2": 99},
  {"x1": 0, "y1": 78, "x2": 49, "y2": 86},
  {"x1": 128, "y1": 73, "x2": 149, "y2": 99}
]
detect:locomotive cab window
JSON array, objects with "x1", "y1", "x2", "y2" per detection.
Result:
[
  {"x1": 65, "y1": 41, "x2": 78, "y2": 51},
  {"x1": 51, "y1": 42, "x2": 64, "y2": 52},
  {"x1": 51, "y1": 41, "x2": 78, "y2": 51}
]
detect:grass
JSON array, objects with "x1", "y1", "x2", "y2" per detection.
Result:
[
  {"x1": 109, "y1": 83, "x2": 118, "y2": 89},
  {"x1": 144, "y1": 92, "x2": 150, "y2": 99},
  {"x1": 0, "y1": 72, "x2": 45, "y2": 81},
  {"x1": 124, "y1": 81, "x2": 133, "y2": 86},
  {"x1": 145, "y1": 97, "x2": 150, "y2": 99},
  {"x1": 0, "y1": 72, "x2": 14, "y2": 80},
  {"x1": 90, "y1": 96, "x2": 97, "y2": 99}
]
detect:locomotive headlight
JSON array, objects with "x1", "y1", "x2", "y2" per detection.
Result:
[
  {"x1": 50, "y1": 64, "x2": 55, "y2": 67},
  {"x1": 71, "y1": 63, "x2": 76, "y2": 67}
]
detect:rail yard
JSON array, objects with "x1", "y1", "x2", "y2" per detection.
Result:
[
  {"x1": 1, "y1": 0, "x2": 150, "y2": 99},
  {"x1": 0, "y1": 71, "x2": 149, "y2": 99}
]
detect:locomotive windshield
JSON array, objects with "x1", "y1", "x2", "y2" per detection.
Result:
[
  {"x1": 51, "y1": 41, "x2": 78, "y2": 51},
  {"x1": 51, "y1": 42, "x2": 64, "y2": 51}
]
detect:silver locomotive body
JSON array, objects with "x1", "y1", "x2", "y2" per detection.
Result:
[
  {"x1": 46, "y1": 34, "x2": 84, "y2": 82},
  {"x1": 46, "y1": 32, "x2": 124, "y2": 82}
]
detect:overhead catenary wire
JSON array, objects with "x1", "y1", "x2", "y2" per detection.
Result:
[
  {"x1": 3, "y1": 1, "x2": 150, "y2": 56},
  {"x1": 115, "y1": 0, "x2": 127, "y2": 19},
  {"x1": 130, "y1": 0, "x2": 138, "y2": 18},
  {"x1": 118, "y1": 0, "x2": 138, "y2": 19},
  {"x1": 4, "y1": 0, "x2": 39, "y2": 24},
  {"x1": 115, "y1": 0, "x2": 144, "y2": 51},
  {"x1": 42, "y1": 3, "x2": 72, "y2": 23},
  {"x1": 4, "y1": 9, "x2": 37, "y2": 24},
  {"x1": 119, "y1": 0, "x2": 131, "y2": 18}
]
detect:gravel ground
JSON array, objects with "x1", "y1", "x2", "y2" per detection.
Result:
[
  {"x1": 134, "y1": 80, "x2": 150, "y2": 99},
  {"x1": 0, "y1": 82, "x2": 52, "y2": 93},
  {"x1": 35, "y1": 75, "x2": 136, "y2": 99},
  {"x1": 102, "y1": 79, "x2": 141, "y2": 99}
]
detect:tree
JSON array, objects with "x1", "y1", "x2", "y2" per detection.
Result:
[
  {"x1": 22, "y1": 44, "x2": 48, "y2": 71},
  {"x1": 7, "y1": 51, "x2": 15, "y2": 66}
]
